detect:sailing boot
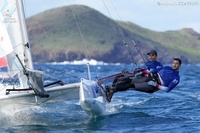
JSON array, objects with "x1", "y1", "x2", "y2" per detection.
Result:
[{"x1": 105, "y1": 86, "x2": 116, "y2": 102}]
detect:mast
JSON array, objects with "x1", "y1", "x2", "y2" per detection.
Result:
[{"x1": 16, "y1": 0, "x2": 33, "y2": 69}]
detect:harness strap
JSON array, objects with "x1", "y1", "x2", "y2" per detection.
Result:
[{"x1": 149, "y1": 73, "x2": 161, "y2": 84}]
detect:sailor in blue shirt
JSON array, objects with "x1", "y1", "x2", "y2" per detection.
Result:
[
  {"x1": 148, "y1": 58, "x2": 181, "y2": 92},
  {"x1": 135, "y1": 50, "x2": 163, "y2": 76},
  {"x1": 106, "y1": 58, "x2": 181, "y2": 102},
  {"x1": 112, "y1": 50, "x2": 163, "y2": 88}
]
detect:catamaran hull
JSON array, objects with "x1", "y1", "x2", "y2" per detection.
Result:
[
  {"x1": 0, "y1": 82, "x2": 80, "y2": 105},
  {"x1": 80, "y1": 78, "x2": 106, "y2": 116},
  {"x1": 80, "y1": 97, "x2": 106, "y2": 116},
  {"x1": 0, "y1": 0, "x2": 81, "y2": 108}
]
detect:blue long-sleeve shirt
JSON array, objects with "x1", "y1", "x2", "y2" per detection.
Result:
[
  {"x1": 143, "y1": 61, "x2": 163, "y2": 73},
  {"x1": 157, "y1": 66, "x2": 180, "y2": 92}
]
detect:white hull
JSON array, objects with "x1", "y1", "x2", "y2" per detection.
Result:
[
  {"x1": 0, "y1": 82, "x2": 80, "y2": 105},
  {"x1": 1, "y1": 1, "x2": 81, "y2": 109},
  {"x1": 80, "y1": 78, "x2": 107, "y2": 116}
]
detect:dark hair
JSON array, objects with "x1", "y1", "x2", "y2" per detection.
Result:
[{"x1": 173, "y1": 58, "x2": 182, "y2": 65}]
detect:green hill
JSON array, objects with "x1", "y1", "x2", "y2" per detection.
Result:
[
  {"x1": 118, "y1": 21, "x2": 200, "y2": 59},
  {"x1": 27, "y1": 5, "x2": 200, "y2": 64}
]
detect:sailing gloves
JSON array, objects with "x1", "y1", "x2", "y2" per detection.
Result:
[{"x1": 134, "y1": 69, "x2": 149, "y2": 77}]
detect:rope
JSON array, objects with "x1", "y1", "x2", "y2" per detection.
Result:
[
  {"x1": 109, "y1": 0, "x2": 123, "y2": 22},
  {"x1": 98, "y1": 71, "x2": 134, "y2": 82},
  {"x1": 67, "y1": 0, "x2": 100, "y2": 80},
  {"x1": 101, "y1": 0, "x2": 124, "y2": 43},
  {"x1": 132, "y1": 40, "x2": 146, "y2": 64},
  {"x1": 67, "y1": 0, "x2": 91, "y2": 61},
  {"x1": 101, "y1": 0, "x2": 137, "y2": 68},
  {"x1": 110, "y1": 0, "x2": 147, "y2": 66},
  {"x1": 38, "y1": 64, "x2": 80, "y2": 83}
]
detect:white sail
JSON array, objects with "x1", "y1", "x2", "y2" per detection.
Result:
[
  {"x1": 0, "y1": 0, "x2": 33, "y2": 88},
  {"x1": 0, "y1": 14, "x2": 13, "y2": 58},
  {"x1": 0, "y1": 0, "x2": 33, "y2": 77},
  {"x1": 0, "y1": 0, "x2": 80, "y2": 106}
]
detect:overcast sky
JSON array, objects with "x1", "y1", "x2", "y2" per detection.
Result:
[{"x1": 24, "y1": 0, "x2": 200, "y2": 33}]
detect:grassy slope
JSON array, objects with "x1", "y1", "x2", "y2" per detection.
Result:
[
  {"x1": 27, "y1": 5, "x2": 200, "y2": 63},
  {"x1": 117, "y1": 21, "x2": 200, "y2": 57},
  {"x1": 27, "y1": 5, "x2": 118, "y2": 54}
]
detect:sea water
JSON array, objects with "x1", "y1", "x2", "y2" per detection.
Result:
[{"x1": 0, "y1": 63, "x2": 199, "y2": 133}]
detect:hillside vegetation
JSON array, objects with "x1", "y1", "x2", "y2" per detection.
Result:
[{"x1": 27, "y1": 5, "x2": 200, "y2": 64}]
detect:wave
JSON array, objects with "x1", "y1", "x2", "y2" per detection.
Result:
[{"x1": 47, "y1": 59, "x2": 122, "y2": 65}]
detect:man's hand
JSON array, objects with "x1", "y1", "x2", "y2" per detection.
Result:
[
  {"x1": 134, "y1": 68, "x2": 143, "y2": 74},
  {"x1": 134, "y1": 72, "x2": 142, "y2": 77},
  {"x1": 148, "y1": 81, "x2": 158, "y2": 87}
]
